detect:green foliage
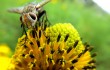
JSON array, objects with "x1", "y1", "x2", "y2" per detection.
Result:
[{"x1": 0, "y1": 0, "x2": 110, "y2": 70}]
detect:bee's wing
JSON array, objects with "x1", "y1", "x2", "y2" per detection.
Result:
[
  {"x1": 8, "y1": 7, "x2": 24, "y2": 14},
  {"x1": 36, "y1": 0, "x2": 51, "y2": 8}
]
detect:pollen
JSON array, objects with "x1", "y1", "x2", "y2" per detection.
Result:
[{"x1": 8, "y1": 23, "x2": 96, "y2": 70}]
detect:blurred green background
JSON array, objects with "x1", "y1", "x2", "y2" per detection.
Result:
[{"x1": 0, "y1": 0, "x2": 110, "y2": 70}]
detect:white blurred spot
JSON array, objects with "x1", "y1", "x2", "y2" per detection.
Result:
[{"x1": 93, "y1": 0, "x2": 110, "y2": 14}]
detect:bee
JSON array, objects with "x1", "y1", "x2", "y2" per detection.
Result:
[{"x1": 8, "y1": 0, "x2": 51, "y2": 37}]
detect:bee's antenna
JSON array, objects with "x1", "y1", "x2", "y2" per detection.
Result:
[
  {"x1": 8, "y1": 7, "x2": 24, "y2": 14},
  {"x1": 36, "y1": 0, "x2": 51, "y2": 8}
]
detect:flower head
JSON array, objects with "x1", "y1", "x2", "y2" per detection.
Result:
[{"x1": 8, "y1": 23, "x2": 96, "y2": 70}]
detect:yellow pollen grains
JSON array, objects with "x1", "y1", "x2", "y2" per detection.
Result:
[
  {"x1": 8, "y1": 23, "x2": 96, "y2": 70},
  {"x1": 46, "y1": 23, "x2": 84, "y2": 53}
]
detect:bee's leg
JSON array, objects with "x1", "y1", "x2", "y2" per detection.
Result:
[
  {"x1": 42, "y1": 11, "x2": 51, "y2": 38},
  {"x1": 38, "y1": 10, "x2": 51, "y2": 37},
  {"x1": 20, "y1": 16, "x2": 27, "y2": 36},
  {"x1": 21, "y1": 24, "x2": 27, "y2": 36},
  {"x1": 41, "y1": 15, "x2": 47, "y2": 37},
  {"x1": 38, "y1": 10, "x2": 51, "y2": 27},
  {"x1": 42, "y1": 10, "x2": 50, "y2": 27},
  {"x1": 35, "y1": 23, "x2": 38, "y2": 31},
  {"x1": 21, "y1": 24, "x2": 28, "y2": 43},
  {"x1": 32, "y1": 25, "x2": 38, "y2": 38},
  {"x1": 20, "y1": 16, "x2": 28, "y2": 43}
]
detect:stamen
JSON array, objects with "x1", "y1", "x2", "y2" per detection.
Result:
[
  {"x1": 64, "y1": 34, "x2": 69, "y2": 42},
  {"x1": 57, "y1": 34, "x2": 61, "y2": 42},
  {"x1": 67, "y1": 47, "x2": 72, "y2": 53},
  {"x1": 36, "y1": 40, "x2": 40, "y2": 47},
  {"x1": 39, "y1": 30, "x2": 41, "y2": 38},
  {"x1": 73, "y1": 40, "x2": 79, "y2": 48},
  {"x1": 70, "y1": 66, "x2": 74, "y2": 69},
  {"x1": 29, "y1": 54, "x2": 35, "y2": 58},
  {"x1": 31, "y1": 30, "x2": 36, "y2": 38},
  {"x1": 71, "y1": 59, "x2": 78, "y2": 64},
  {"x1": 47, "y1": 37, "x2": 50, "y2": 44}
]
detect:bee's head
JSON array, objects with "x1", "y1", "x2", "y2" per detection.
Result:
[
  {"x1": 20, "y1": 3, "x2": 43, "y2": 28},
  {"x1": 20, "y1": 12, "x2": 37, "y2": 28},
  {"x1": 8, "y1": 0, "x2": 50, "y2": 14},
  {"x1": 8, "y1": 0, "x2": 51, "y2": 28}
]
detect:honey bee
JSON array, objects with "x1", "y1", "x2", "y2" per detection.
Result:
[{"x1": 8, "y1": 0, "x2": 51, "y2": 36}]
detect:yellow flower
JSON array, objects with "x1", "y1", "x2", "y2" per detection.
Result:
[
  {"x1": 0, "y1": 44, "x2": 11, "y2": 70},
  {"x1": 8, "y1": 23, "x2": 96, "y2": 70},
  {"x1": 0, "y1": 44, "x2": 11, "y2": 56}
]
